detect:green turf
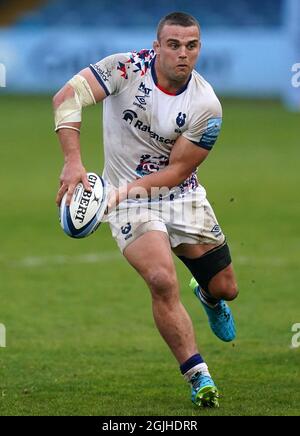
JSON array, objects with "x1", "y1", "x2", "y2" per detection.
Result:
[{"x1": 0, "y1": 95, "x2": 299, "y2": 416}]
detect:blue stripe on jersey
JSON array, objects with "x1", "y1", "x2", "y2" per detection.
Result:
[
  {"x1": 193, "y1": 117, "x2": 222, "y2": 150},
  {"x1": 89, "y1": 65, "x2": 110, "y2": 96}
]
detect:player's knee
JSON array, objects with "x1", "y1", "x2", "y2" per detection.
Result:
[
  {"x1": 147, "y1": 268, "x2": 177, "y2": 299},
  {"x1": 213, "y1": 279, "x2": 238, "y2": 301},
  {"x1": 224, "y1": 281, "x2": 239, "y2": 301}
]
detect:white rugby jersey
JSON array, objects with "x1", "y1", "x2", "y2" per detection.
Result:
[{"x1": 89, "y1": 49, "x2": 222, "y2": 194}]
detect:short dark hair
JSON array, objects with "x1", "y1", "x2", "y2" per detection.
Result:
[{"x1": 157, "y1": 12, "x2": 201, "y2": 41}]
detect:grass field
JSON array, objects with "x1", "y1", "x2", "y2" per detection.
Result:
[{"x1": 0, "y1": 95, "x2": 299, "y2": 416}]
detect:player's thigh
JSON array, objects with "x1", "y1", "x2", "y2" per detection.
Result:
[
  {"x1": 124, "y1": 230, "x2": 179, "y2": 297},
  {"x1": 168, "y1": 192, "x2": 225, "y2": 256}
]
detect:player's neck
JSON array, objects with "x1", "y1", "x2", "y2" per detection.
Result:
[{"x1": 154, "y1": 60, "x2": 190, "y2": 95}]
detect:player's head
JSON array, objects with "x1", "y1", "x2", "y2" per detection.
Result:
[{"x1": 154, "y1": 12, "x2": 201, "y2": 84}]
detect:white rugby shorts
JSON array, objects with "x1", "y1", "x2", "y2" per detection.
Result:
[{"x1": 106, "y1": 186, "x2": 225, "y2": 252}]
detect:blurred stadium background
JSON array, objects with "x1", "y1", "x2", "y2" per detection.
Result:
[{"x1": 0, "y1": 0, "x2": 299, "y2": 416}]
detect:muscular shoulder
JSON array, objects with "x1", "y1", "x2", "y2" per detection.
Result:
[
  {"x1": 182, "y1": 71, "x2": 223, "y2": 150},
  {"x1": 90, "y1": 49, "x2": 155, "y2": 96},
  {"x1": 189, "y1": 70, "x2": 222, "y2": 118}
]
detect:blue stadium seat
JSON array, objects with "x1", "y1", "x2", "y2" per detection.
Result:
[{"x1": 13, "y1": 0, "x2": 283, "y2": 28}]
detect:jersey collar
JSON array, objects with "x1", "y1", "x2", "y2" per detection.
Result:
[{"x1": 151, "y1": 56, "x2": 192, "y2": 96}]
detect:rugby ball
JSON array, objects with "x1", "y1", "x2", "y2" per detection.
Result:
[{"x1": 59, "y1": 172, "x2": 108, "y2": 238}]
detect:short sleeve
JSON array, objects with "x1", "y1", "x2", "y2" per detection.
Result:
[
  {"x1": 182, "y1": 98, "x2": 223, "y2": 150},
  {"x1": 89, "y1": 50, "x2": 154, "y2": 97},
  {"x1": 89, "y1": 53, "x2": 129, "y2": 96}
]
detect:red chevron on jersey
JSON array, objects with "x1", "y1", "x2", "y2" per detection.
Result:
[{"x1": 117, "y1": 61, "x2": 128, "y2": 79}]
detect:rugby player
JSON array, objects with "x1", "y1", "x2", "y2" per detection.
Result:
[{"x1": 53, "y1": 12, "x2": 238, "y2": 408}]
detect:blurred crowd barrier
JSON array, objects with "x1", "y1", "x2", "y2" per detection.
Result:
[
  {"x1": 0, "y1": 28, "x2": 286, "y2": 95},
  {"x1": 0, "y1": 0, "x2": 299, "y2": 109}
]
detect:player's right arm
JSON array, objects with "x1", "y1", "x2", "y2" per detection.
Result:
[{"x1": 53, "y1": 68, "x2": 107, "y2": 206}]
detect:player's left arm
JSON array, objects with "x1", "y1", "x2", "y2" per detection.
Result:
[
  {"x1": 118, "y1": 136, "x2": 210, "y2": 202},
  {"x1": 108, "y1": 136, "x2": 211, "y2": 210},
  {"x1": 113, "y1": 97, "x2": 223, "y2": 206}
]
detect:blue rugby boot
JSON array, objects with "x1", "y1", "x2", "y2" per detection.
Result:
[
  {"x1": 189, "y1": 278, "x2": 236, "y2": 342},
  {"x1": 190, "y1": 372, "x2": 219, "y2": 408}
]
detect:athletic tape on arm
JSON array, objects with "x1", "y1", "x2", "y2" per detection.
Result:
[{"x1": 55, "y1": 74, "x2": 96, "y2": 132}]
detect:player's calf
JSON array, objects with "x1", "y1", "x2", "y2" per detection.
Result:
[
  {"x1": 178, "y1": 243, "x2": 237, "y2": 342},
  {"x1": 177, "y1": 241, "x2": 238, "y2": 305}
]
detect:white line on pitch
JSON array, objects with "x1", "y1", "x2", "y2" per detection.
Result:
[
  {"x1": 4, "y1": 252, "x2": 294, "y2": 269},
  {"x1": 13, "y1": 251, "x2": 122, "y2": 268}
]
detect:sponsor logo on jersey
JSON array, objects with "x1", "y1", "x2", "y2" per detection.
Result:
[
  {"x1": 138, "y1": 82, "x2": 152, "y2": 95},
  {"x1": 133, "y1": 95, "x2": 148, "y2": 111},
  {"x1": 92, "y1": 64, "x2": 112, "y2": 82},
  {"x1": 123, "y1": 109, "x2": 176, "y2": 145},
  {"x1": 133, "y1": 83, "x2": 152, "y2": 111},
  {"x1": 122, "y1": 109, "x2": 138, "y2": 124},
  {"x1": 135, "y1": 95, "x2": 147, "y2": 105},
  {"x1": 211, "y1": 224, "x2": 222, "y2": 237}
]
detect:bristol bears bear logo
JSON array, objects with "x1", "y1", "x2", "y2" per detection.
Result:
[
  {"x1": 176, "y1": 112, "x2": 187, "y2": 128},
  {"x1": 121, "y1": 223, "x2": 132, "y2": 235}
]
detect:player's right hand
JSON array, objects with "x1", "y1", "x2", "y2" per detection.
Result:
[{"x1": 56, "y1": 161, "x2": 92, "y2": 206}]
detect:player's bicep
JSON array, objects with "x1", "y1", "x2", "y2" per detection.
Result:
[{"x1": 169, "y1": 135, "x2": 210, "y2": 177}]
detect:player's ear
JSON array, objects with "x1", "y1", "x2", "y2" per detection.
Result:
[
  {"x1": 153, "y1": 40, "x2": 160, "y2": 54},
  {"x1": 197, "y1": 40, "x2": 202, "y2": 56}
]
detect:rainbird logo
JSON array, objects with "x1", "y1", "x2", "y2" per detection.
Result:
[
  {"x1": 291, "y1": 63, "x2": 300, "y2": 88},
  {"x1": 291, "y1": 323, "x2": 300, "y2": 348},
  {"x1": 0, "y1": 63, "x2": 6, "y2": 88},
  {"x1": 0, "y1": 324, "x2": 6, "y2": 347}
]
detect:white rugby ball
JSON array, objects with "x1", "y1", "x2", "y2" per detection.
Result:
[{"x1": 59, "y1": 172, "x2": 108, "y2": 238}]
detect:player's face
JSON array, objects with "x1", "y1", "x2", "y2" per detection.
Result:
[{"x1": 154, "y1": 25, "x2": 201, "y2": 84}]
